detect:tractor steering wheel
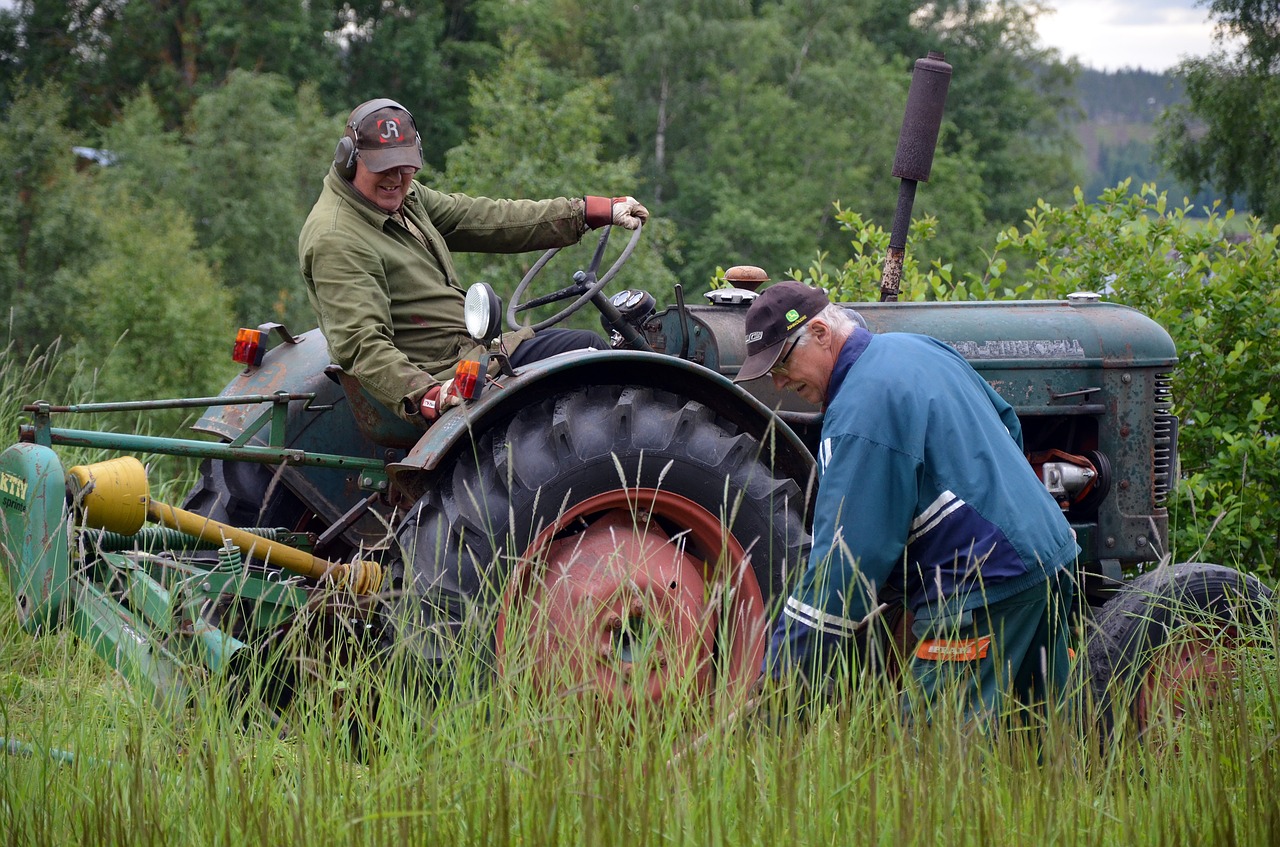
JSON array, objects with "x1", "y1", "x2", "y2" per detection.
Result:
[{"x1": 506, "y1": 224, "x2": 642, "y2": 332}]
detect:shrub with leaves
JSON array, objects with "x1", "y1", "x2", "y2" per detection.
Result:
[{"x1": 788, "y1": 204, "x2": 1037, "y2": 303}]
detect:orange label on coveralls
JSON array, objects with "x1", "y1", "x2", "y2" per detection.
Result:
[{"x1": 914, "y1": 636, "x2": 992, "y2": 662}]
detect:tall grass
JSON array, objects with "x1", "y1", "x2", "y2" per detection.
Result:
[
  {"x1": 0, "y1": 335, "x2": 203, "y2": 503},
  {"x1": 3, "y1": 346, "x2": 1279, "y2": 846},
  {"x1": 2, "y1": 561, "x2": 1278, "y2": 846}
]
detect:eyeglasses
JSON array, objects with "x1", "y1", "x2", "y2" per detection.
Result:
[{"x1": 770, "y1": 335, "x2": 800, "y2": 377}]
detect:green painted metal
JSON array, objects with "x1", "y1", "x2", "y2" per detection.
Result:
[
  {"x1": 191, "y1": 570, "x2": 308, "y2": 631},
  {"x1": 86, "y1": 526, "x2": 306, "y2": 553},
  {"x1": 851, "y1": 299, "x2": 1176, "y2": 367},
  {"x1": 115, "y1": 560, "x2": 249, "y2": 675},
  {"x1": 658, "y1": 298, "x2": 1176, "y2": 373},
  {"x1": 47, "y1": 541, "x2": 307, "y2": 708},
  {"x1": 21, "y1": 392, "x2": 320, "y2": 416},
  {"x1": 24, "y1": 427, "x2": 387, "y2": 479},
  {"x1": 71, "y1": 578, "x2": 193, "y2": 714},
  {"x1": 650, "y1": 296, "x2": 1176, "y2": 412},
  {"x1": 0, "y1": 443, "x2": 71, "y2": 634}
]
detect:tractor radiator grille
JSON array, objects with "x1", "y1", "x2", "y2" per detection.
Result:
[{"x1": 1153, "y1": 372, "x2": 1176, "y2": 507}]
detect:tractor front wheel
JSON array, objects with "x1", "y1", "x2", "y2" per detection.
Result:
[{"x1": 1084, "y1": 562, "x2": 1274, "y2": 739}]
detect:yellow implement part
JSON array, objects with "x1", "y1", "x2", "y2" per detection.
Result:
[{"x1": 68, "y1": 457, "x2": 382, "y2": 595}]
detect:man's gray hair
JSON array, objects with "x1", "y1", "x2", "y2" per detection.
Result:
[{"x1": 795, "y1": 303, "x2": 856, "y2": 346}]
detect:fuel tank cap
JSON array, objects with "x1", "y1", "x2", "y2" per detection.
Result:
[
  {"x1": 705, "y1": 287, "x2": 759, "y2": 305},
  {"x1": 1067, "y1": 291, "x2": 1102, "y2": 303}
]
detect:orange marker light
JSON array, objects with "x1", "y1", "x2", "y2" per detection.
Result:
[
  {"x1": 454, "y1": 358, "x2": 482, "y2": 399},
  {"x1": 232, "y1": 328, "x2": 265, "y2": 367}
]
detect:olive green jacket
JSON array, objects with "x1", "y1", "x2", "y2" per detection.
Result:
[{"x1": 299, "y1": 167, "x2": 589, "y2": 420}]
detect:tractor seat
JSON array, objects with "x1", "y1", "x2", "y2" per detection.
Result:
[{"x1": 323, "y1": 365, "x2": 423, "y2": 450}]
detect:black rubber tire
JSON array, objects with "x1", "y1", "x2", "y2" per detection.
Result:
[
  {"x1": 1083, "y1": 561, "x2": 1274, "y2": 737},
  {"x1": 182, "y1": 458, "x2": 307, "y2": 530},
  {"x1": 390, "y1": 384, "x2": 809, "y2": 674}
]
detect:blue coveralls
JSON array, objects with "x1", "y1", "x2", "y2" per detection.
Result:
[{"x1": 767, "y1": 328, "x2": 1080, "y2": 720}]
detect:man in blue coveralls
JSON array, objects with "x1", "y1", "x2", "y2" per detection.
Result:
[{"x1": 735, "y1": 281, "x2": 1079, "y2": 722}]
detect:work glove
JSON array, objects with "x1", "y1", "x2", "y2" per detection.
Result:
[
  {"x1": 584, "y1": 195, "x2": 649, "y2": 230},
  {"x1": 611, "y1": 196, "x2": 649, "y2": 230},
  {"x1": 419, "y1": 378, "x2": 463, "y2": 421}
]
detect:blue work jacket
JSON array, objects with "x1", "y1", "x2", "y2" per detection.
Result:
[{"x1": 768, "y1": 328, "x2": 1080, "y2": 672}]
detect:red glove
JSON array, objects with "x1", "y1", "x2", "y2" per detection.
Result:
[
  {"x1": 419, "y1": 378, "x2": 462, "y2": 421},
  {"x1": 584, "y1": 195, "x2": 649, "y2": 230}
]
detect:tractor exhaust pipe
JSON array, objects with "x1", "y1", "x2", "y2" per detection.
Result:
[{"x1": 880, "y1": 51, "x2": 952, "y2": 302}]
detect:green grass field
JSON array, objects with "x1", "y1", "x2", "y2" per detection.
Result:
[
  {"x1": 2, "y1": 343, "x2": 1279, "y2": 847},
  {"x1": 2, "y1": 576, "x2": 1278, "y2": 847}
]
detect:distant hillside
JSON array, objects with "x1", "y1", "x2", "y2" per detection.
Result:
[
  {"x1": 1075, "y1": 67, "x2": 1184, "y2": 123},
  {"x1": 1070, "y1": 67, "x2": 1229, "y2": 213}
]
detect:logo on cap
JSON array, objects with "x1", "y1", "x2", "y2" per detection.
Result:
[
  {"x1": 377, "y1": 118, "x2": 402, "y2": 143},
  {"x1": 785, "y1": 308, "x2": 810, "y2": 330}
]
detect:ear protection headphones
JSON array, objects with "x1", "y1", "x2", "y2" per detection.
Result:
[{"x1": 333, "y1": 98, "x2": 422, "y2": 180}]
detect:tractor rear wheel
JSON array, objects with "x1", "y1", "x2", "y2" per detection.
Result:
[
  {"x1": 182, "y1": 458, "x2": 307, "y2": 530},
  {"x1": 1084, "y1": 562, "x2": 1274, "y2": 738},
  {"x1": 391, "y1": 385, "x2": 809, "y2": 706}
]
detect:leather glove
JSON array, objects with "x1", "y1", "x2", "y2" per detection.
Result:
[
  {"x1": 584, "y1": 195, "x2": 649, "y2": 230},
  {"x1": 419, "y1": 378, "x2": 462, "y2": 421},
  {"x1": 611, "y1": 196, "x2": 648, "y2": 230}
]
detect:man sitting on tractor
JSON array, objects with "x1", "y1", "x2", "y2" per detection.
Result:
[
  {"x1": 736, "y1": 281, "x2": 1080, "y2": 723},
  {"x1": 299, "y1": 98, "x2": 648, "y2": 423}
]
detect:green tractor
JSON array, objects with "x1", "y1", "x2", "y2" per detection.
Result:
[{"x1": 0, "y1": 54, "x2": 1271, "y2": 733}]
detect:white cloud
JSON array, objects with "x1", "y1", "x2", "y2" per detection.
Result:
[{"x1": 1029, "y1": 0, "x2": 1234, "y2": 72}]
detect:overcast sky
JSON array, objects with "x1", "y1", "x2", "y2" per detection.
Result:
[{"x1": 1028, "y1": 0, "x2": 1233, "y2": 72}]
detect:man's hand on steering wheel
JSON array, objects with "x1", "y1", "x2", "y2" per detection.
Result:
[
  {"x1": 610, "y1": 196, "x2": 649, "y2": 230},
  {"x1": 507, "y1": 206, "x2": 646, "y2": 332},
  {"x1": 584, "y1": 196, "x2": 649, "y2": 231}
]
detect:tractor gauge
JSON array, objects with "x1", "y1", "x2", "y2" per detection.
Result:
[{"x1": 609, "y1": 289, "x2": 656, "y2": 324}]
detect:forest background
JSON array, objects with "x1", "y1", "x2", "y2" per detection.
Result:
[{"x1": 0, "y1": 0, "x2": 1275, "y2": 573}]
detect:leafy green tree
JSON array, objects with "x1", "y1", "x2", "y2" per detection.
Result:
[
  {"x1": 91, "y1": 79, "x2": 335, "y2": 332},
  {"x1": 518, "y1": 0, "x2": 1069, "y2": 292},
  {"x1": 186, "y1": 71, "x2": 337, "y2": 329},
  {"x1": 673, "y1": 2, "x2": 904, "y2": 281},
  {"x1": 433, "y1": 40, "x2": 677, "y2": 304},
  {"x1": 0, "y1": 80, "x2": 98, "y2": 354},
  {"x1": 0, "y1": 1, "x2": 343, "y2": 130},
  {"x1": 68, "y1": 186, "x2": 237, "y2": 429},
  {"x1": 862, "y1": 0, "x2": 1081, "y2": 227},
  {"x1": 591, "y1": 0, "x2": 899, "y2": 290},
  {"x1": 0, "y1": 1, "x2": 110, "y2": 128},
  {"x1": 336, "y1": 0, "x2": 503, "y2": 167},
  {"x1": 94, "y1": 89, "x2": 194, "y2": 208},
  {"x1": 1157, "y1": 0, "x2": 1280, "y2": 223}
]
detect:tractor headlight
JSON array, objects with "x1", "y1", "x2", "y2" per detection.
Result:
[{"x1": 465, "y1": 283, "x2": 503, "y2": 345}]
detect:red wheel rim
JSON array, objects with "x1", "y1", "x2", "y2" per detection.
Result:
[
  {"x1": 1136, "y1": 626, "x2": 1238, "y2": 730},
  {"x1": 495, "y1": 487, "x2": 768, "y2": 708}
]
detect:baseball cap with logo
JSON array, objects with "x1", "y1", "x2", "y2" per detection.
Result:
[
  {"x1": 347, "y1": 102, "x2": 423, "y2": 172},
  {"x1": 733, "y1": 281, "x2": 831, "y2": 382}
]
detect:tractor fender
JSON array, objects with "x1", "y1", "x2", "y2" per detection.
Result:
[
  {"x1": 388, "y1": 349, "x2": 818, "y2": 506},
  {"x1": 189, "y1": 327, "x2": 408, "y2": 545}
]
